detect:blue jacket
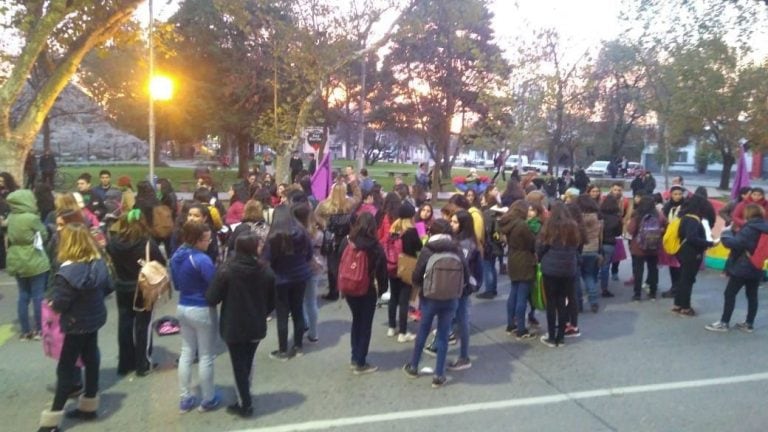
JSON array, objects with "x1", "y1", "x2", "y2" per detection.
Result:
[
  {"x1": 722, "y1": 218, "x2": 768, "y2": 280},
  {"x1": 263, "y1": 228, "x2": 313, "y2": 286},
  {"x1": 170, "y1": 245, "x2": 216, "y2": 307},
  {"x1": 51, "y1": 260, "x2": 113, "y2": 334}
]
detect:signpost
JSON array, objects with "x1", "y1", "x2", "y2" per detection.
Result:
[{"x1": 306, "y1": 128, "x2": 325, "y2": 154}]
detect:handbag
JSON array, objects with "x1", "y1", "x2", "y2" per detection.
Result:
[
  {"x1": 531, "y1": 265, "x2": 547, "y2": 311},
  {"x1": 396, "y1": 253, "x2": 418, "y2": 286},
  {"x1": 41, "y1": 302, "x2": 83, "y2": 366},
  {"x1": 134, "y1": 242, "x2": 171, "y2": 312}
]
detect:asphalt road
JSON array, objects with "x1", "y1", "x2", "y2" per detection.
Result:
[{"x1": 1, "y1": 258, "x2": 767, "y2": 432}]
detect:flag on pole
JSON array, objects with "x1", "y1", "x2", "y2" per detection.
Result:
[
  {"x1": 311, "y1": 152, "x2": 332, "y2": 201},
  {"x1": 731, "y1": 143, "x2": 751, "y2": 200}
]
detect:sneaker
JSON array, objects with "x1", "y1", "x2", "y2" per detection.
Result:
[
  {"x1": 408, "y1": 309, "x2": 422, "y2": 322},
  {"x1": 431, "y1": 375, "x2": 447, "y2": 388},
  {"x1": 705, "y1": 321, "x2": 729, "y2": 332},
  {"x1": 353, "y1": 363, "x2": 379, "y2": 375},
  {"x1": 448, "y1": 332, "x2": 458, "y2": 345},
  {"x1": 179, "y1": 396, "x2": 199, "y2": 413},
  {"x1": 735, "y1": 322, "x2": 754, "y2": 333},
  {"x1": 19, "y1": 332, "x2": 32, "y2": 341},
  {"x1": 32, "y1": 331, "x2": 42, "y2": 341},
  {"x1": 516, "y1": 330, "x2": 537, "y2": 340},
  {"x1": 632, "y1": 294, "x2": 641, "y2": 302},
  {"x1": 677, "y1": 308, "x2": 696, "y2": 317},
  {"x1": 476, "y1": 291, "x2": 496, "y2": 299},
  {"x1": 386, "y1": 327, "x2": 396, "y2": 337},
  {"x1": 397, "y1": 333, "x2": 416, "y2": 343},
  {"x1": 269, "y1": 350, "x2": 292, "y2": 361},
  {"x1": 528, "y1": 316, "x2": 540, "y2": 327},
  {"x1": 402, "y1": 363, "x2": 419, "y2": 378},
  {"x1": 307, "y1": 336, "x2": 319, "y2": 343},
  {"x1": 642, "y1": 282, "x2": 650, "y2": 293},
  {"x1": 423, "y1": 344, "x2": 437, "y2": 357},
  {"x1": 648, "y1": 293, "x2": 657, "y2": 301},
  {"x1": 226, "y1": 403, "x2": 253, "y2": 418},
  {"x1": 198, "y1": 394, "x2": 221, "y2": 412},
  {"x1": 601, "y1": 290, "x2": 615, "y2": 298},
  {"x1": 590, "y1": 303, "x2": 599, "y2": 313},
  {"x1": 564, "y1": 326, "x2": 581, "y2": 338},
  {"x1": 447, "y1": 357, "x2": 472, "y2": 371},
  {"x1": 539, "y1": 335, "x2": 558, "y2": 348},
  {"x1": 661, "y1": 289, "x2": 676, "y2": 299},
  {"x1": 292, "y1": 346, "x2": 304, "y2": 357},
  {"x1": 505, "y1": 324, "x2": 518, "y2": 335}
]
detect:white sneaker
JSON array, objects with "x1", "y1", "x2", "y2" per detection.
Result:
[
  {"x1": 386, "y1": 328, "x2": 396, "y2": 337},
  {"x1": 397, "y1": 332, "x2": 416, "y2": 343},
  {"x1": 381, "y1": 291, "x2": 391, "y2": 301},
  {"x1": 705, "y1": 321, "x2": 729, "y2": 332}
]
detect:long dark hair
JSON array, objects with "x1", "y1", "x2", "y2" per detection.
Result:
[
  {"x1": 541, "y1": 202, "x2": 580, "y2": 247},
  {"x1": 351, "y1": 212, "x2": 377, "y2": 242},
  {"x1": 577, "y1": 194, "x2": 599, "y2": 214},
  {"x1": 633, "y1": 196, "x2": 657, "y2": 220},
  {"x1": 679, "y1": 194, "x2": 709, "y2": 219},
  {"x1": 380, "y1": 192, "x2": 401, "y2": 224},
  {"x1": 267, "y1": 205, "x2": 303, "y2": 256},
  {"x1": 453, "y1": 209, "x2": 480, "y2": 253},
  {"x1": 600, "y1": 194, "x2": 620, "y2": 216},
  {"x1": 0, "y1": 172, "x2": 19, "y2": 192}
]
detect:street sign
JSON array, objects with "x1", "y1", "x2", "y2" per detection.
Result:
[{"x1": 306, "y1": 129, "x2": 325, "y2": 146}]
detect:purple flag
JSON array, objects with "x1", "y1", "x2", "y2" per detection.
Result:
[
  {"x1": 731, "y1": 144, "x2": 750, "y2": 200},
  {"x1": 311, "y1": 152, "x2": 332, "y2": 201}
]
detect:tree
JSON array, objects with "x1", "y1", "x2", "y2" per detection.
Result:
[
  {"x1": 383, "y1": 0, "x2": 508, "y2": 196},
  {"x1": 0, "y1": 0, "x2": 144, "y2": 181}
]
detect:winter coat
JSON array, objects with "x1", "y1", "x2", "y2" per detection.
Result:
[
  {"x1": 207, "y1": 254, "x2": 275, "y2": 343},
  {"x1": 731, "y1": 196, "x2": 768, "y2": 231},
  {"x1": 498, "y1": 213, "x2": 536, "y2": 281},
  {"x1": 537, "y1": 240, "x2": 580, "y2": 278},
  {"x1": 722, "y1": 218, "x2": 768, "y2": 280},
  {"x1": 627, "y1": 211, "x2": 666, "y2": 256},
  {"x1": 5, "y1": 190, "x2": 50, "y2": 278},
  {"x1": 106, "y1": 236, "x2": 165, "y2": 291},
  {"x1": 170, "y1": 245, "x2": 216, "y2": 308},
  {"x1": 411, "y1": 234, "x2": 470, "y2": 295},
  {"x1": 39, "y1": 154, "x2": 57, "y2": 173},
  {"x1": 50, "y1": 259, "x2": 112, "y2": 334},
  {"x1": 263, "y1": 228, "x2": 313, "y2": 286},
  {"x1": 468, "y1": 207, "x2": 485, "y2": 250},
  {"x1": 678, "y1": 213, "x2": 712, "y2": 255},
  {"x1": 601, "y1": 212, "x2": 622, "y2": 245},
  {"x1": 337, "y1": 234, "x2": 388, "y2": 297}
]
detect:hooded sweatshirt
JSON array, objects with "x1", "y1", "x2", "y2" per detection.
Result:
[
  {"x1": 262, "y1": 228, "x2": 313, "y2": 285},
  {"x1": 5, "y1": 189, "x2": 50, "y2": 278},
  {"x1": 51, "y1": 260, "x2": 112, "y2": 334},
  {"x1": 722, "y1": 218, "x2": 768, "y2": 280},
  {"x1": 170, "y1": 244, "x2": 216, "y2": 307}
]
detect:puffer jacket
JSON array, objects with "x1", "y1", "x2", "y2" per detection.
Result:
[
  {"x1": 498, "y1": 213, "x2": 536, "y2": 281},
  {"x1": 722, "y1": 218, "x2": 768, "y2": 280},
  {"x1": 537, "y1": 240, "x2": 580, "y2": 278},
  {"x1": 5, "y1": 190, "x2": 50, "y2": 278},
  {"x1": 50, "y1": 260, "x2": 112, "y2": 334}
]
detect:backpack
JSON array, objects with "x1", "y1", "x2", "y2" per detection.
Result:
[
  {"x1": 320, "y1": 229, "x2": 336, "y2": 256},
  {"x1": 636, "y1": 214, "x2": 663, "y2": 253},
  {"x1": 337, "y1": 239, "x2": 370, "y2": 297},
  {"x1": 747, "y1": 232, "x2": 768, "y2": 271},
  {"x1": 483, "y1": 214, "x2": 504, "y2": 258},
  {"x1": 246, "y1": 221, "x2": 270, "y2": 244},
  {"x1": 662, "y1": 214, "x2": 700, "y2": 255},
  {"x1": 134, "y1": 242, "x2": 171, "y2": 312},
  {"x1": 385, "y1": 234, "x2": 403, "y2": 276},
  {"x1": 422, "y1": 252, "x2": 465, "y2": 300},
  {"x1": 151, "y1": 205, "x2": 175, "y2": 239}
]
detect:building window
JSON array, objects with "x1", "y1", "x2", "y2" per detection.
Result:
[{"x1": 675, "y1": 152, "x2": 688, "y2": 163}]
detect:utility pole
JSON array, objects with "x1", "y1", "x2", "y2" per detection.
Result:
[{"x1": 356, "y1": 52, "x2": 367, "y2": 170}]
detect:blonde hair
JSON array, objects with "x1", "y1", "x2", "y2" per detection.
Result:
[
  {"x1": 55, "y1": 193, "x2": 80, "y2": 213},
  {"x1": 320, "y1": 183, "x2": 352, "y2": 214},
  {"x1": 58, "y1": 223, "x2": 101, "y2": 263},
  {"x1": 120, "y1": 190, "x2": 136, "y2": 214}
]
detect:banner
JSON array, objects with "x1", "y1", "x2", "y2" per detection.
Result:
[{"x1": 311, "y1": 152, "x2": 332, "y2": 201}]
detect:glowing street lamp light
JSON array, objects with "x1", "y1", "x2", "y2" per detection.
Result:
[{"x1": 150, "y1": 75, "x2": 174, "y2": 101}]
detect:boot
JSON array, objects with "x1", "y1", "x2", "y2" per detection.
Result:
[
  {"x1": 37, "y1": 409, "x2": 63, "y2": 432},
  {"x1": 65, "y1": 395, "x2": 99, "y2": 420}
]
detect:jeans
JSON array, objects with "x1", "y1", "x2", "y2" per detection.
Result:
[
  {"x1": 275, "y1": 281, "x2": 306, "y2": 352},
  {"x1": 631, "y1": 255, "x2": 659, "y2": 296},
  {"x1": 455, "y1": 295, "x2": 470, "y2": 359},
  {"x1": 346, "y1": 295, "x2": 377, "y2": 366},
  {"x1": 481, "y1": 258, "x2": 498, "y2": 294},
  {"x1": 53, "y1": 332, "x2": 100, "y2": 411},
  {"x1": 116, "y1": 291, "x2": 152, "y2": 374},
  {"x1": 543, "y1": 275, "x2": 573, "y2": 343},
  {"x1": 16, "y1": 271, "x2": 48, "y2": 334},
  {"x1": 507, "y1": 281, "x2": 531, "y2": 335},
  {"x1": 388, "y1": 277, "x2": 410, "y2": 334},
  {"x1": 177, "y1": 305, "x2": 218, "y2": 401},
  {"x1": 721, "y1": 275, "x2": 760, "y2": 324},
  {"x1": 599, "y1": 244, "x2": 615, "y2": 290},
  {"x1": 303, "y1": 274, "x2": 321, "y2": 340},
  {"x1": 227, "y1": 341, "x2": 259, "y2": 409},
  {"x1": 410, "y1": 298, "x2": 458, "y2": 377},
  {"x1": 580, "y1": 253, "x2": 599, "y2": 306},
  {"x1": 674, "y1": 247, "x2": 702, "y2": 309}
]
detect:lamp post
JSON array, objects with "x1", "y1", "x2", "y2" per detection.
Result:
[{"x1": 148, "y1": 0, "x2": 173, "y2": 187}]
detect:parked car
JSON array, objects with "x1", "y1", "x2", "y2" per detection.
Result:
[
  {"x1": 585, "y1": 160, "x2": 611, "y2": 177},
  {"x1": 625, "y1": 162, "x2": 644, "y2": 178},
  {"x1": 523, "y1": 160, "x2": 549, "y2": 173},
  {"x1": 504, "y1": 155, "x2": 530, "y2": 170}
]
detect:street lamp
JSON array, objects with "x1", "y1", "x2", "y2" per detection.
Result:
[{"x1": 147, "y1": 0, "x2": 174, "y2": 188}]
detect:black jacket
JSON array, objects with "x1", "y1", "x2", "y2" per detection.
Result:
[
  {"x1": 106, "y1": 237, "x2": 166, "y2": 291},
  {"x1": 601, "y1": 212, "x2": 622, "y2": 245},
  {"x1": 537, "y1": 240, "x2": 580, "y2": 278},
  {"x1": 207, "y1": 255, "x2": 275, "y2": 343},
  {"x1": 722, "y1": 218, "x2": 768, "y2": 280},
  {"x1": 678, "y1": 214, "x2": 712, "y2": 254},
  {"x1": 400, "y1": 227, "x2": 422, "y2": 257},
  {"x1": 412, "y1": 234, "x2": 470, "y2": 295},
  {"x1": 51, "y1": 260, "x2": 113, "y2": 334},
  {"x1": 338, "y1": 234, "x2": 388, "y2": 297}
]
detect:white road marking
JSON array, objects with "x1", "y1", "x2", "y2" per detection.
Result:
[{"x1": 235, "y1": 372, "x2": 768, "y2": 432}]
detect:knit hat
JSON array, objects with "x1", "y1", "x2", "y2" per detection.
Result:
[{"x1": 398, "y1": 202, "x2": 416, "y2": 219}]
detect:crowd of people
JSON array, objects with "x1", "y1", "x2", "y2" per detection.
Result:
[{"x1": 0, "y1": 161, "x2": 766, "y2": 432}]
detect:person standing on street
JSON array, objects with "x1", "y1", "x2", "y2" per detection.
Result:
[
  {"x1": 307, "y1": 153, "x2": 317, "y2": 176},
  {"x1": 24, "y1": 149, "x2": 38, "y2": 189},
  {"x1": 672, "y1": 195, "x2": 714, "y2": 317},
  {"x1": 289, "y1": 151, "x2": 304, "y2": 183},
  {"x1": 39, "y1": 149, "x2": 57, "y2": 188}
]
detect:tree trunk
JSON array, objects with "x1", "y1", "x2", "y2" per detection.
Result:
[
  {"x1": 719, "y1": 151, "x2": 735, "y2": 190},
  {"x1": 237, "y1": 133, "x2": 250, "y2": 178},
  {"x1": 0, "y1": 138, "x2": 27, "y2": 184}
]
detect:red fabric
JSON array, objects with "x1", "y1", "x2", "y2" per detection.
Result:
[
  {"x1": 731, "y1": 196, "x2": 768, "y2": 230},
  {"x1": 225, "y1": 201, "x2": 245, "y2": 225}
]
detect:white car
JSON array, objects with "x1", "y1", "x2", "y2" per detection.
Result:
[
  {"x1": 524, "y1": 160, "x2": 549, "y2": 173},
  {"x1": 585, "y1": 160, "x2": 611, "y2": 177}
]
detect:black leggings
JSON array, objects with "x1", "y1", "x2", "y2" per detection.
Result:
[
  {"x1": 388, "y1": 277, "x2": 410, "y2": 334},
  {"x1": 116, "y1": 291, "x2": 152, "y2": 373},
  {"x1": 675, "y1": 247, "x2": 702, "y2": 309},
  {"x1": 275, "y1": 281, "x2": 306, "y2": 352},
  {"x1": 721, "y1": 275, "x2": 760, "y2": 324},
  {"x1": 53, "y1": 332, "x2": 100, "y2": 410},
  {"x1": 228, "y1": 341, "x2": 259, "y2": 409},
  {"x1": 543, "y1": 275, "x2": 573, "y2": 342}
]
